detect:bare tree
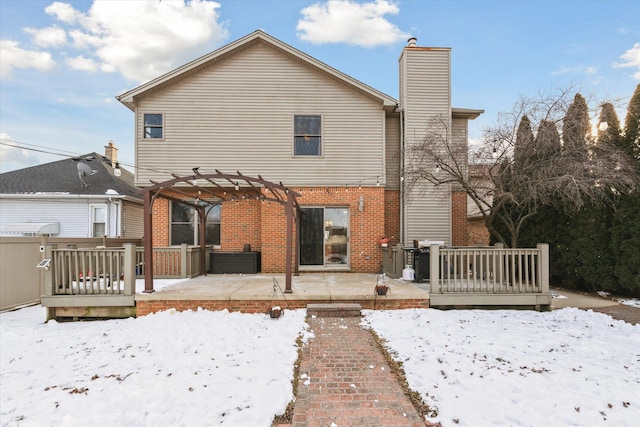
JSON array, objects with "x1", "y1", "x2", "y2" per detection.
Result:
[{"x1": 405, "y1": 88, "x2": 640, "y2": 247}]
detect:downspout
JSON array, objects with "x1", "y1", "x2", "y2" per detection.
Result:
[
  {"x1": 107, "y1": 197, "x2": 112, "y2": 238},
  {"x1": 399, "y1": 108, "x2": 405, "y2": 246}
]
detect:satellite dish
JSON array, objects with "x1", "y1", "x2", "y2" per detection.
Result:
[{"x1": 77, "y1": 162, "x2": 97, "y2": 188}]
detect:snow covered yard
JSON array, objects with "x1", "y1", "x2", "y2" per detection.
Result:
[
  {"x1": 365, "y1": 308, "x2": 640, "y2": 426},
  {"x1": 2, "y1": 304, "x2": 639, "y2": 427},
  {"x1": 0, "y1": 306, "x2": 308, "y2": 427}
]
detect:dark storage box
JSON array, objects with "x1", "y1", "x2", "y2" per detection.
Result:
[
  {"x1": 209, "y1": 252, "x2": 261, "y2": 274},
  {"x1": 413, "y1": 248, "x2": 430, "y2": 283}
]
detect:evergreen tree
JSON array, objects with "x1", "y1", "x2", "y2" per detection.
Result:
[
  {"x1": 610, "y1": 193, "x2": 640, "y2": 294},
  {"x1": 597, "y1": 102, "x2": 623, "y2": 150},
  {"x1": 623, "y1": 84, "x2": 640, "y2": 160},
  {"x1": 514, "y1": 115, "x2": 534, "y2": 169},
  {"x1": 562, "y1": 93, "x2": 589, "y2": 156},
  {"x1": 610, "y1": 85, "x2": 640, "y2": 295},
  {"x1": 535, "y1": 120, "x2": 562, "y2": 162}
]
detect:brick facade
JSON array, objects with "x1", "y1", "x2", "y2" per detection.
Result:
[
  {"x1": 451, "y1": 190, "x2": 468, "y2": 246},
  {"x1": 150, "y1": 186, "x2": 389, "y2": 273},
  {"x1": 384, "y1": 189, "x2": 400, "y2": 246},
  {"x1": 135, "y1": 298, "x2": 429, "y2": 316},
  {"x1": 150, "y1": 186, "x2": 472, "y2": 270}
]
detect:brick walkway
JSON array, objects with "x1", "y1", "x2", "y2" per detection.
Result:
[{"x1": 290, "y1": 316, "x2": 427, "y2": 427}]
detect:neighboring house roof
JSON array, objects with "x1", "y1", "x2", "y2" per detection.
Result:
[
  {"x1": 117, "y1": 29, "x2": 399, "y2": 113},
  {"x1": 0, "y1": 154, "x2": 141, "y2": 200}
]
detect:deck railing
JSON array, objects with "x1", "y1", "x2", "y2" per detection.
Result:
[
  {"x1": 134, "y1": 245, "x2": 205, "y2": 279},
  {"x1": 428, "y1": 243, "x2": 550, "y2": 309},
  {"x1": 43, "y1": 244, "x2": 207, "y2": 299}
]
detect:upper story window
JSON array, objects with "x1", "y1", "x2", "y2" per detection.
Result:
[
  {"x1": 143, "y1": 113, "x2": 163, "y2": 139},
  {"x1": 294, "y1": 115, "x2": 321, "y2": 156}
]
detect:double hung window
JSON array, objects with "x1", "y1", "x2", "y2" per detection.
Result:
[
  {"x1": 143, "y1": 113, "x2": 163, "y2": 139},
  {"x1": 90, "y1": 204, "x2": 107, "y2": 237},
  {"x1": 294, "y1": 115, "x2": 321, "y2": 156}
]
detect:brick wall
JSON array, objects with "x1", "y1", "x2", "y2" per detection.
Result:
[
  {"x1": 150, "y1": 186, "x2": 393, "y2": 273},
  {"x1": 221, "y1": 199, "x2": 261, "y2": 251},
  {"x1": 451, "y1": 190, "x2": 467, "y2": 246},
  {"x1": 135, "y1": 298, "x2": 429, "y2": 316},
  {"x1": 152, "y1": 198, "x2": 170, "y2": 246},
  {"x1": 295, "y1": 186, "x2": 386, "y2": 273},
  {"x1": 384, "y1": 189, "x2": 400, "y2": 245}
]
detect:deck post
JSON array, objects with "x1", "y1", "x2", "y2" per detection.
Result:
[
  {"x1": 143, "y1": 190, "x2": 154, "y2": 293},
  {"x1": 429, "y1": 244, "x2": 440, "y2": 293},
  {"x1": 285, "y1": 191, "x2": 293, "y2": 293},
  {"x1": 123, "y1": 243, "x2": 136, "y2": 295},
  {"x1": 43, "y1": 244, "x2": 56, "y2": 321},
  {"x1": 537, "y1": 243, "x2": 549, "y2": 293},
  {"x1": 198, "y1": 205, "x2": 206, "y2": 276},
  {"x1": 180, "y1": 244, "x2": 188, "y2": 278}
]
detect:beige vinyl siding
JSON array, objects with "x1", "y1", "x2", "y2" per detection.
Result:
[
  {"x1": 122, "y1": 201, "x2": 143, "y2": 238},
  {"x1": 451, "y1": 117, "x2": 469, "y2": 190},
  {"x1": 385, "y1": 115, "x2": 401, "y2": 189},
  {"x1": 134, "y1": 42, "x2": 386, "y2": 187},
  {"x1": 400, "y1": 47, "x2": 452, "y2": 244}
]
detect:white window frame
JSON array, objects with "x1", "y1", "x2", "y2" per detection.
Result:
[
  {"x1": 143, "y1": 113, "x2": 164, "y2": 139},
  {"x1": 293, "y1": 114, "x2": 323, "y2": 156},
  {"x1": 90, "y1": 203, "x2": 108, "y2": 237}
]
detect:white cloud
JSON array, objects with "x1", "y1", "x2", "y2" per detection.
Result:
[
  {"x1": 0, "y1": 133, "x2": 40, "y2": 170},
  {"x1": 24, "y1": 26, "x2": 67, "y2": 48},
  {"x1": 45, "y1": 2, "x2": 83, "y2": 24},
  {"x1": 297, "y1": 0, "x2": 409, "y2": 47},
  {"x1": 613, "y1": 42, "x2": 640, "y2": 80},
  {"x1": 66, "y1": 55, "x2": 98, "y2": 72},
  {"x1": 30, "y1": 0, "x2": 229, "y2": 83},
  {"x1": 76, "y1": 0, "x2": 229, "y2": 82},
  {"x1": 0, "y1": 40, "x2": 56, "y2": 78}
]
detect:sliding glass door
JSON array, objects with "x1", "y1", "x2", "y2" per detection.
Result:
[{"x1": 299, "y1": 207, "x2": 349, "y2": 269}]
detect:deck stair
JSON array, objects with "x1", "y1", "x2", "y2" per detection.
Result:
[{"x1": 306, "y1": 303, "x2": 362, "y2": 317}]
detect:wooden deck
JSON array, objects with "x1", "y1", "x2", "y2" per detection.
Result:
[{"x1": 40, "y1": 243, "x2": 552, "y2": 320}]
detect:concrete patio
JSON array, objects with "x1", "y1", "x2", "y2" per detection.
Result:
[{"x1": 135, "y1": 273, "x2": 430, "y2": 315}]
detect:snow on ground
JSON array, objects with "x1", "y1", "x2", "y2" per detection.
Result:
[
  {"x1": 0, "y1": 306, "x2": 307, "y2": 427},
  {"x1": 2, "y1": 304, "x2": 639, "y2": 426},
  {"x1": 620, "y1": 299, "x2": 640, "y2": 308},
  {"x1": 365, "y1": 308, "x2": 640, "y2": 426}
]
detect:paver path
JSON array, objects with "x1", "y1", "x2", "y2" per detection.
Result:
[{"x1": 291, "y1": 316, "x2": 427, "y2": 427}]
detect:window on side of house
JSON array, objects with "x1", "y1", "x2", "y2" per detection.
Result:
[
  {"x1": 90, "y1": 204, "x2": 107, "y2": 237},
  {"x1": 170, "y1": 202, "x2": 221, "y2": 246},
  {"x1": 143, "y1": 113, "x2": 163, "y2": 139},
  {"x1": 294, "y1": 115, "x2": 321, "y2": 156}
]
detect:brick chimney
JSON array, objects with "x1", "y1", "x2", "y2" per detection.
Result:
[{"x1": 104, "y1": 141, "x2": 118, "y2": 167}]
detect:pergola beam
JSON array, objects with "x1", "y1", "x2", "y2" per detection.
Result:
[{"x1": 139, "y1": 170, "x2": 300, "y2": 294}]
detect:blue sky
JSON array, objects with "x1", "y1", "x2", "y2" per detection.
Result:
[{"x1": 1, "y1": 0, "x2": 639, "y2": 173}]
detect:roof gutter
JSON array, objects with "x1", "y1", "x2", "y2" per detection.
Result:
[{"x1": 0, "y1": 194, "x2": 143, "y2": 203}]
